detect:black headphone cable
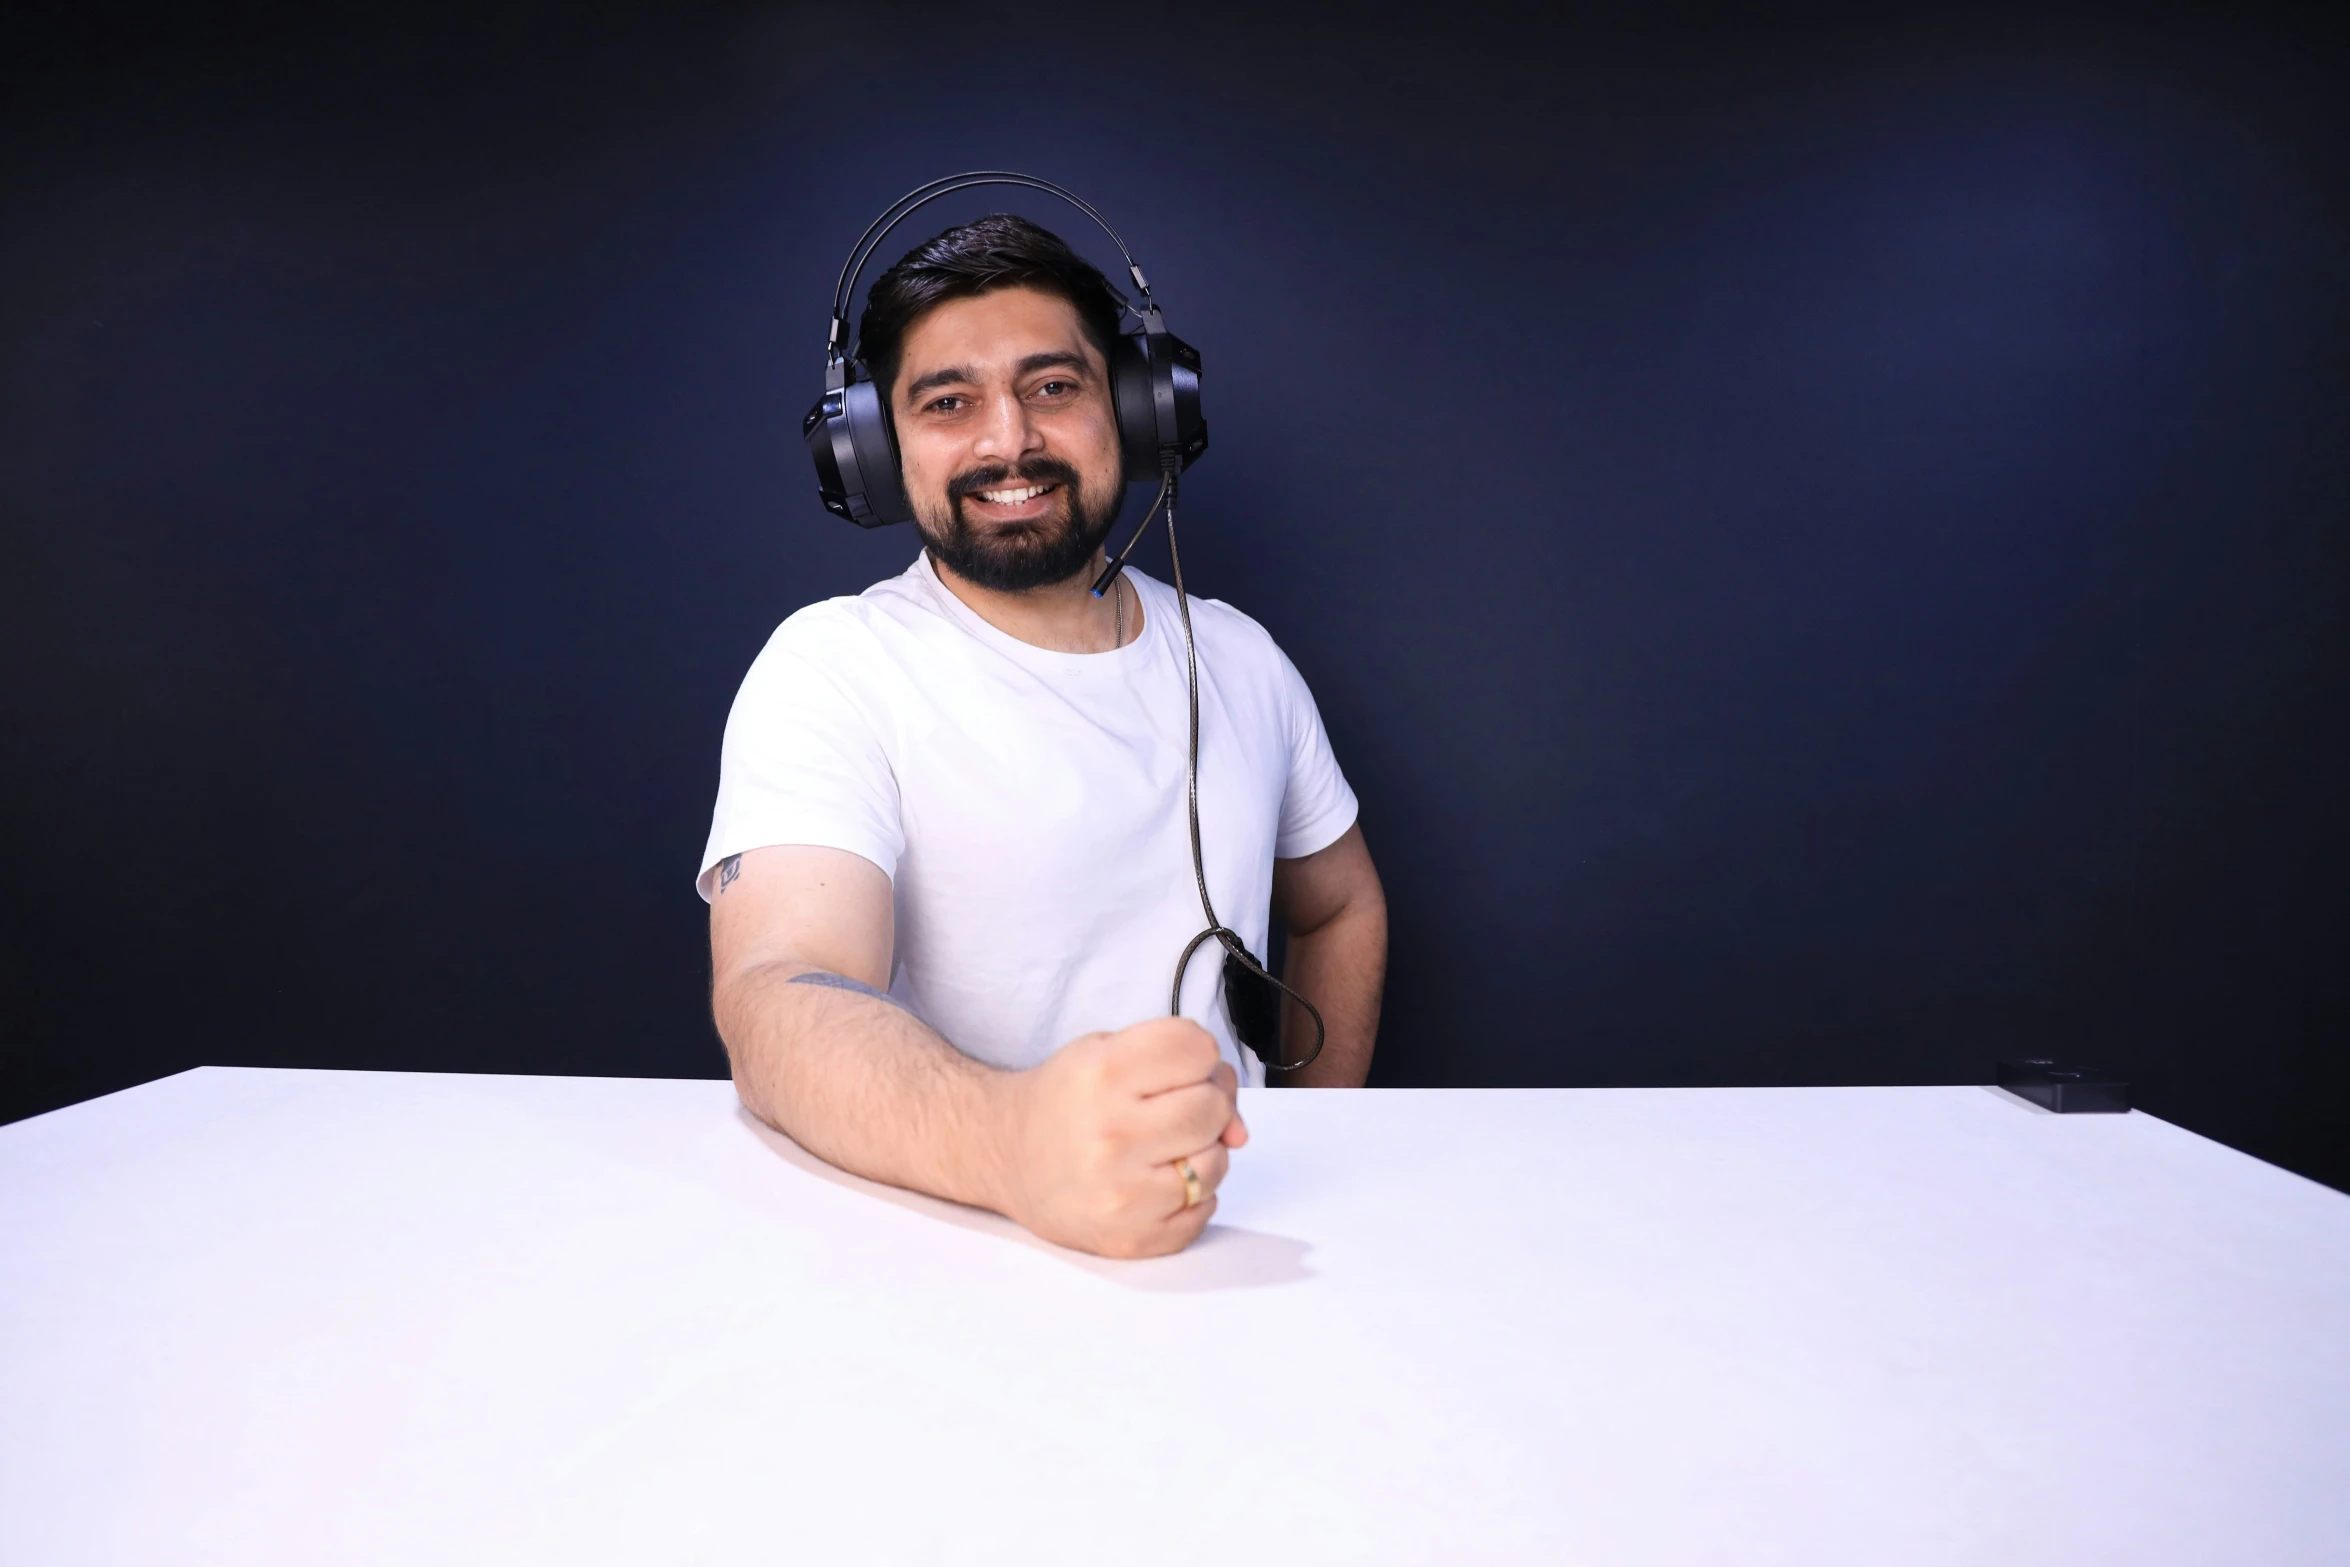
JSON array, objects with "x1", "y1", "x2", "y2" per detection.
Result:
[
  {"x1": 1155, "y1": 469, "x2": 1328, "y2": 1075},
  {"x1": 1089, "y1": 475, "x2": 1170, "y2": 602}
]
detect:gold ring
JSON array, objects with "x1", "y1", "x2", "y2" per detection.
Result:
[{"x1": 1175, "y1": 1156, "x2": 1203, "y2": 1209}]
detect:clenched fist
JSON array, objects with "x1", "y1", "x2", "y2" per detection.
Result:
[{"x1": 995, "y1": 1016, "x2": 1248, "y2": 1258}]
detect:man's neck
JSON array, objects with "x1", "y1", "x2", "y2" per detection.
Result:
[{"x1": 928, "y1": 549, "x2": 1135, "y2": 654}]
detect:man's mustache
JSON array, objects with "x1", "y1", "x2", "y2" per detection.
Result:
[{"x1": 946, "y1": 456, "x2": 1083, "y2": 503}]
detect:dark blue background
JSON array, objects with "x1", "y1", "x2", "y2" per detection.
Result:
[{"x1": 4, "y1": 5, "x2": 2345, "y2": 1188}]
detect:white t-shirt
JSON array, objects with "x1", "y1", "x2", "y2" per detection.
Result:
[{"x1": 698, "y1": 552, "x2": 1358, "y2": 1085}]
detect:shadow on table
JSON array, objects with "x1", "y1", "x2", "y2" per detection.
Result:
[{"x1": 737, "y1": 1107, "x2": 1313, "y2": 1292}]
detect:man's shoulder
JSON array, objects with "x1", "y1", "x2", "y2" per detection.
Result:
[
  {"x1": 1147, "y1": 577, "x2": 1301, "y2": 684},
  {"x1": 751, "y1": 562, "x2": 934, "y2": 664},
  {"x1": 1132, "y1": 570, "x2": 1282, "y2": 657}
]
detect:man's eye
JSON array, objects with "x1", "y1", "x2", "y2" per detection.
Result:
[
  {"x1": 928, "y1": 395, "x2": 966, "y2": 413},
  {"x1": 1035, "y1": 380, "x2": 1074, "y2": 398}
]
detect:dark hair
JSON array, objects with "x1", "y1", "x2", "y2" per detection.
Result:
[{"x1": 857, "y1": 213, "x2": 1128, "y2": 400}]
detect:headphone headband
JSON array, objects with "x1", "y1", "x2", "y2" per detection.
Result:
[{"x1": 825, "y1": 171, "x2": 1155, "y2": 364}]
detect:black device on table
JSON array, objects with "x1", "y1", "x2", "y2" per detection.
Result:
[{"x1": 1997, "y1": 1058, "x2": 2130, "y2": 1114}]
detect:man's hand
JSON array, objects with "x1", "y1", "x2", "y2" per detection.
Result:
[
  {"x1": 716, "y1": 846, "x2": 1249, "y2": 1260},
  {"x1": 994, "y1": 1017, "x2": 1248, "y2": 1258}
]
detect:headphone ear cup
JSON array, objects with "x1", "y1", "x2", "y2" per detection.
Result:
[
  {"x1": 1161, "y1": 331, "x2": 1207, "y2": 470},
  {"x1": 843, "y1": 378, "x2": 913, "y2": 526},
  {"x1": 805, "y1": 372, "x2": 913, "y2": 528},
  {"x1": 1109, "y1": 333, "x2": 1160, "y2": 481},
  {"x1": 1109, "y1": 329, "x2": 1209, "y2": 483},
  {"x1": 804, "y1": 388, "x2": 857, "y2": 522}
]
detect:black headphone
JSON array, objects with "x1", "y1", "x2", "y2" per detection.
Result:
[{"x1": 802, "y1": 172, "x2": 1209, "y2": 528}]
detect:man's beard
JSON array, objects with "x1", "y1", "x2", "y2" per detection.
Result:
[{"x1": 914, "y1": 455, "x2": 1124, "y2": 594}]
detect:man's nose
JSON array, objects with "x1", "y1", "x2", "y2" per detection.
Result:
[{"x1": 969, "y1": 388, "x2": 1043, "y2": 464}]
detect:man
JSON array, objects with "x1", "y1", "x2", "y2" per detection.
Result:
[{"x1": 701, "y1": 213, "x2": 1385, "y2": 1259}]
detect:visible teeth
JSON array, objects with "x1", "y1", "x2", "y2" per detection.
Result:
[{"x1": 978, "y1": 484, "x2": 1048, "y2": 503}]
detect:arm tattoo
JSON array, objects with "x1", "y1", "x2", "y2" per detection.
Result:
[
  {"x1": 788, "y1": 970, "x2": 909, "y2": 1013},
  {"x1": 716, "y1": 854, "x2": 742, "y2": 894}
]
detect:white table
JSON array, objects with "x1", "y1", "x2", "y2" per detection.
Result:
[{"x1": 3, "y1": 1068, "x2": 2346, "y2": 1565}]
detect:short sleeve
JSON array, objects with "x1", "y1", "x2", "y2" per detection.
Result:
[
  {"x1": 696, "y1": 609, "x2": 904, "y2": 901},
  {"x1": 1270, "y1": 641, "x2": 1360, "y2": 860}
]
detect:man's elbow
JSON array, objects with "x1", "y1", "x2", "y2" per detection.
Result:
[
  {"x1": 711, "y1": 961, "x2": 804, "y2": 1109},
  {"x1": 1294, "y1": 865, "x2": 1388, "y2": 943}
]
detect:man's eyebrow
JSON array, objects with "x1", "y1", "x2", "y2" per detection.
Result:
[
  {"x1": 1015, "y1": 350, "x2": 1091, "y2": 378},
  {"x1": 901, "y1": 363, "x2": 977, "y2": 400}
]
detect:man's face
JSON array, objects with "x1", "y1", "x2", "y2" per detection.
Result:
[{"x1": 891, "y1": 286, "x2": 1125, "y2": 593}]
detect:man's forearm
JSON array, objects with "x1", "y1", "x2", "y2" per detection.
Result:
[
  {"x1": 717, "y1": 964, "x2": 1016, "y2": 1211},
  {"x1": 1276, "y1": 900, "x2": 1386, "y2": 1087}
]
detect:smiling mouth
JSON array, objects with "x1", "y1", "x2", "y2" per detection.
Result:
[{"x1": 973, "y1": 482, "x2": 1058, "y2": 505}]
